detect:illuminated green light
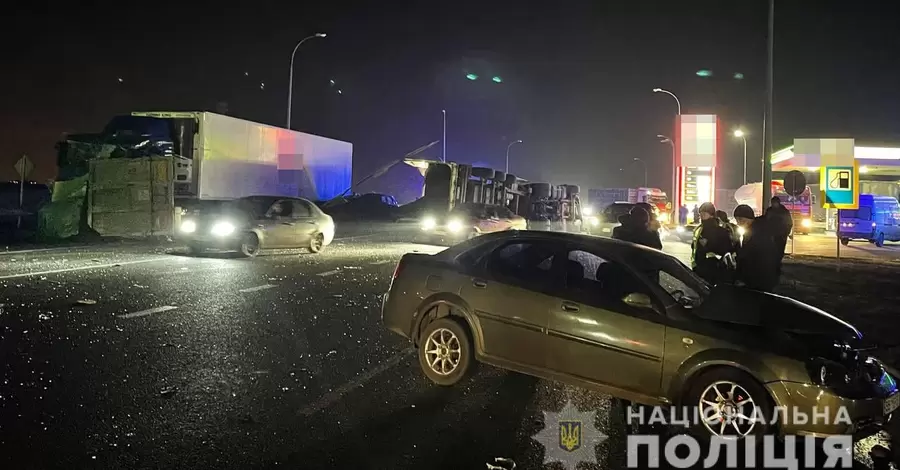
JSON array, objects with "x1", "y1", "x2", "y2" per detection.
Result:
[
  {"x1": 733, "y1": 72, "x2": 744, "y2": 80},
  {"x1": 696, "y1": 69, "x2": 712, "y2": 77},
  {"x1": 466, "y1": 73, "x2": 478, "y2": 80},
  {"x1": 492, "y1": 76, "x2": 502, "y2": 83}
]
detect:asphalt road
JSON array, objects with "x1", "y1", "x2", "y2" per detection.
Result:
[{"x1": 0, "y1": 234, "x2": 891, "y2": 469}]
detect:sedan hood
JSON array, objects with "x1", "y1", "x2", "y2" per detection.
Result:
[{"x1": 696, "y1": 284, "x2": 862, "y2": 341}]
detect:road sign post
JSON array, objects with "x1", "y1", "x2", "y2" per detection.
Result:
[
  {"x1": 13, "y1": 154, "x2": 34, "y2": 229},
  {"x1": 783, "y1": 170, "x2": 806, "y2": 258}
]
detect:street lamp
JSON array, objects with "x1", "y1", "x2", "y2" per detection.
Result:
[
  {"x1": 658, "y1": 134, "x2": 676, "y2": 215},
  {"x1": 652, "y1": 88, "x2": 682, "y2": 115},
  {"x1": 442, "y1": 110, "x2": 447, "y2": 163},
  {"x1": 733, "y1": 129, "x2": 748, "y2": 185},
  {"x1": 286, "y1": 33, "x2": 326, "y2": 129},
  {"x1": 505, "y1": 140, "x2": 523, "y2": 174},
  {"x1": 632, "y1": 157, "x2": 648, "y2": 187}
]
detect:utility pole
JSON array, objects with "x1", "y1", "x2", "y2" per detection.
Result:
[{"x1": 761, "y1": 0, "x2": 775, "y2": 209}]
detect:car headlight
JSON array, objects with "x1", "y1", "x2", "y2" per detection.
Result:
[
  {"x1": 801, "y1": 218, "x2": 812, "y2": 228},
  {"x1": 211, "y1": 221, "x2": 235, "y2": 236},
  {"x1": 675, "y1": 225, "x2": 685, "y2": 233},
  {"x1": 582, "y1": 206, "x2": 593, "y2": 217},
  {"x1": 589, "y1": 217, "x2": 599, "y2": 227},
  {"x1": 180, "y1": 219, "x2": 196, "y2": 233},
  {"x1": 447, "y1": 219, "x2": 464, "y2": 233},
  {"x1": 421, "y1": 216, "x2": 437, "y2": 231}
]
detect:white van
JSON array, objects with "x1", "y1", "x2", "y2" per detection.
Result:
[{"x1": 838, "y1": 194, "x2": 900, "y2": 247}]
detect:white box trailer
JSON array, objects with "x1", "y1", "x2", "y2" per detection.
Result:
[{"x1": 129, "y1": 111, "x2": 352, "y2": 202}]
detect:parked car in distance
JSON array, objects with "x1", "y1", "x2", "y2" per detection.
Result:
[
  {"x1": 382, "y1": 230, "x2": 899, "y2": 440},
  {"x1": 318, "y1": 193, "x2": 400, "y2": 222},
  {"x1": 179, "y1": 195, "x2": 334, "y2": 257},
  {"x1": 587, "y1": 202, "x2": 633, "y2": 236},
  {"x1": 419, "y1": 202, "x2": 527, "y2": 245}
]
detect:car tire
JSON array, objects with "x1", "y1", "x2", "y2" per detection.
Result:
[
  {"x1": 876, "y1": 232, "x2": 885, "y2": 247},
  {"x1": 240, "y1": 233, "x2": 260, "y2": 258},
  {"x1": 185, "y1": 243, "x2": 204, "y2": 256},
  {"x1": 840, "y1": 237, "x2": 850, "y2": 246},
  {"x1": 683, "y1": 367, "x2": 774, "y2": 442},
  {"x1": 308, "y1": 233, "x2": 325, "y2": 253},
  {"x1": 417, "y1": 317, "x2": 475, "y2": 386}
]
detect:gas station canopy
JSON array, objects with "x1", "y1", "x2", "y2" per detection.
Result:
[{"x1": 771, "y1": 145, "x2": 900, "y2": 176}]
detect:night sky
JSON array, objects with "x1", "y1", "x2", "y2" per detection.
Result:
[{"x1": 3, "y1": 1, "x2": 898, "y2": 199}]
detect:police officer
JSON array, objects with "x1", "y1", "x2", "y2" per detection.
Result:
[
  {"x1": 733, "y1": 204, "x2": 779, "y2": 291},
  {"x1": 691, "y1": 202, "x2": 733, "y2": 284},
  {"x1": 716, "y1": 210, "x2": 739, "y2": 247}
]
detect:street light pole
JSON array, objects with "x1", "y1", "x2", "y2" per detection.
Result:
[
  {"x1": 505, "y1": 140, "x2": 523, "y2": 174},
  {"x1": 653, "y1": 88, "x2": 681, "y2": 219},
  {"x1": 442, "y1": 110, "x2": 447, "y2": 163},
  {"x1": 761, "y1": 0, "x2": 775, "y2": 207},
  {"x1": 734, "y1": 130, "x2": 748, "y2": 185},
  {"x1": 658, "y1": 135, "x2": 676, "y2": 211},
  {"x1": 286, "y1": 33, "x2": 326, "y2": 129},
  {"x1": 652, "y1": 88, "x2": 682, "y2": 115},
  {"x1": 633, "y1": 157, "x2": 648, "y2": 187}
]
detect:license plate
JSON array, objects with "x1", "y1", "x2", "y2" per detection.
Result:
[
  {"x1": 884, "y1": 393, "x2": 900, "y2": 416},
  {"x1": 602, "y1": 228, "x2": 611, "y2": 233}
]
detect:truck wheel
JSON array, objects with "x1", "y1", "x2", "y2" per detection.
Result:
[
  {"x1": 309, "y1": 233, "x2": 325, "y2": 253},
  {"x1": 840, "y1": 237, "x2": 850, "y2": 246},
  {"x1": 417, "y1": 317, "x2": 475, "y2": 386},
  {"x1": 240, "y1": 233, "x2": 260, "y2": 257},
  {"x1": 876, "y1": 232, "x2": 885, "y2": 247}
]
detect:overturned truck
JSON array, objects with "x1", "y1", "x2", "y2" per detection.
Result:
[{"x1": 402, "y1": 159, "x2": 584, "y2": 232}]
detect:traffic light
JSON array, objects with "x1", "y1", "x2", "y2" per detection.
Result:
[
  {"x1": 492, "y1": 76, "x2": 502, "y2": 83},
  {"x1": 466, "y1": 73, "x2": 478, "y2": 80}
]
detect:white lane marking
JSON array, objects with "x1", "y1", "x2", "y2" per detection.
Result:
[
  {"x1": 117, "y1": 305, "x2": 177, "y2": 319},
  {"x1": 239, "y1": 284, "x2": 277, "y2": 293},
  {"x1": 0, "y1": 246, "x2": 91, "y2": 256},
  {"x1": 0, "y1": 257, "x2": 168, "y2": 280},
  {"x1": 369, "y1": 260, "x2": 394, "y2": 265},
  {"x1": 317, "y1": 269, "x2": 341, "y2": 277},
  {"x1": 297, "y1": 348, "x2": 414, "y2": 417}
]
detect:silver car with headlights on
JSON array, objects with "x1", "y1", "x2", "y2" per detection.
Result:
[
  {"x1": 420, "y1": 203, "x2": 527, "y2": 245},
  {"x1": 178, "y1": 196, "x2": 335, "y2": 257}
]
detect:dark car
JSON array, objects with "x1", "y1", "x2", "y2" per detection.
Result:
[
  {"x1": 318, "y1": 193, "x2": 400, "y2": 222},
  {"x1": 178, "y1": 196, "x2": 334, "y2": 257},
  {"x1": 382, "y1": 230, "x2": 899, "y2": 439}
]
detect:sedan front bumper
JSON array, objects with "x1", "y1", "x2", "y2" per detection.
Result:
[
  {"x1": 766, "y1": 380, "x2": 898, "y2": 437},
  {"x1": 180, "y1": 233, "x2": 242, "y2": 251}
]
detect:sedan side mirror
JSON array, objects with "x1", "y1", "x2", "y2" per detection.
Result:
[{"x1": 622, "y1": 292, "x2": 654, "y2": 310}]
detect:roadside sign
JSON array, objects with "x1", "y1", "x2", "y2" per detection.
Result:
[
  {"x1": 783, "y1": 170, "x2": 806, "y2": 197},
  {"x1": 821, "y1": 161, "x2": 859, "y2": 209},
  {"x1": 14, "y1": 154, "x2": 33, "y2": 179}
]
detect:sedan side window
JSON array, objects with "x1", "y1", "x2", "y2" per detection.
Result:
[
  {"x1": 487, "y1": 242, "x2": 557, "y2": 291},
  {"x1": 267, "y1": 200, "x2": 293, "y2": 218},
  {"x1": 289, "y1": 200, "x2": 312, "y2": 219},
  {"x1": 564, "y1": 249, "x2": 650, "y2": 311}
]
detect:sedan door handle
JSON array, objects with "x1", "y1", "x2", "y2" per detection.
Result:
[
  {"x1": 472, "y1": 279, "x2": 488, "y2": 288},
  {"x1": 561, "y1": 302, "x2": 580, "y2": 312},
  {"x1": 281, "y1": 222, "x2": 295, "y2": 226}
]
